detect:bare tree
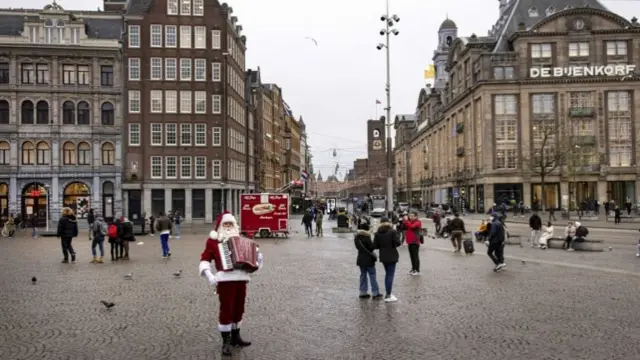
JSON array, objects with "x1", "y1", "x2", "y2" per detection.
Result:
[{"x1": 525, "y1": 122, "x2": 565, "y2": 212}]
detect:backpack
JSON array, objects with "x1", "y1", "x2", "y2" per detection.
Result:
[
  {"x1": 107, "y1": 224, "x2": 118, "y2": 238},
  {"x1": 93, "y1": 222, "x2": 107, "y2": 240}
]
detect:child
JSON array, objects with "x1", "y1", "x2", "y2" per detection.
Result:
[{"x1": 474, "y1": 220, "x2": 488, "y2": 242}]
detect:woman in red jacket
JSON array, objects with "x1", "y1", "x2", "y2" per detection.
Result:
[{"x1": 403, "y1": 212, "x2": 423, "y2": 275}]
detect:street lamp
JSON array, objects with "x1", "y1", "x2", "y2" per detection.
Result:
[{"x1": 377, "y1": 0, "x2": 399, "y2": 212}]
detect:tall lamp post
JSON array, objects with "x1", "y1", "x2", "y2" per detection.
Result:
[{"x1": 376, "y1": 0, "x2": 399, "y2": 212}]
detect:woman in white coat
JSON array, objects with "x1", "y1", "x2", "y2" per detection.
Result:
[{"x1": 539, "y1": 221, "x2": 554, "y2": 250}]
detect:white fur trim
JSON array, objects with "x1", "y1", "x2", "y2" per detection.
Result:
[
  {"x1": 199, "y1": 261, "x2": 212, "y2": 277},
  {"x1": 232, "y1": 321, "x2": 242, "y2": 329},
  {"x1": 209, "y1": 230, "x2": 218, "y2": 239},
  {"x1": 218, "y1": 324, "x2": 232, "y2": 332},
  {"x1": 213, "y1": 270, "x2": 251, "y2": 283},
  {"x1": 221, "y1": 213, "x2": 236, "y2": 225}
]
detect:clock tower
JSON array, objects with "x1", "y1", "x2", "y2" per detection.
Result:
[{"x1": 366, "y1": 119, "x2": 387, "y2": 181}]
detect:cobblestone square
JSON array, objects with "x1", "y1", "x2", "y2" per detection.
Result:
[{"x1": 1, "y1": 226, "x2": 640, "y2": 359}]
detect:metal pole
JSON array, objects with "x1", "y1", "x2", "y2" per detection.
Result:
[
  {"x1": 384, "y1": 0, "x2": 393, "y2": 212},
  {"x1": 45, "y1": 190, "x2": 49, "y2": 232}
]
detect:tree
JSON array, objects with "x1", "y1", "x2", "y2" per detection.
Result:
[{"x1": 525, "y1": 122, "x2": 565, "y2": 212}]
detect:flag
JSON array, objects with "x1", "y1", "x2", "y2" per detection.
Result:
[
  {"x1": 375, "y1": 99, "x2": 381, "y2": 104},
  {"x1": 424, "y1": 64, "x2": 435, "y2": 79},
  {"x1": 300, "y1": 170, "x2": 309, "y2": 180}
]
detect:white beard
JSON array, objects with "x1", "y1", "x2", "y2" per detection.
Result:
[{"x1": 219, "y1": 225, "x2": 239, "y2": 240}]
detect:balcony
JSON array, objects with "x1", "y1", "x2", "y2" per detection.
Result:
[
  {"x1": 456, "y1": 147, "x2": 465, "y2": 156},
  {"x1": 568, "y1": 107, "x2": 595, "y2": 117},
  {"x1": 456, "y1": 122, "x2": 464, "y2": 134},
  {"x1": 573, "y1": 135, "x2": 596, "y2": 146}
]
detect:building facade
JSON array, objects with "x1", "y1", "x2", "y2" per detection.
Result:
[
  {"x1": 283, "y1": 110, "x2": 301, "y2": 184},
  {"x1": 0, "y1": 3, "x2": 124, "y2": 225},
  {"x1": 408, "y1": 2, "x2": 640, "y2": 212},
  {"x1": 258, "y1": 83, "x2": 285, "y2": 192},
  {"x1": 392, "y1": 114, "x2": 416, "y2": 203},
  {"x1": 118, "y1": 0, "x2": 254, "y2": 223}
]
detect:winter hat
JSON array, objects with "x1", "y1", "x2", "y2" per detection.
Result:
[
  {"x1": 221, "y1": 213, "x2": 236, "y2": 225},
  {"x1": 358, "y1": 223, "x2": 370, "y2": 231}
]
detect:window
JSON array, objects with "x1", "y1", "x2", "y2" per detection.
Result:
[
  {"x1": 180, "y1": 91, "x2": 192, "y2": 113},
  {"x1": 33, "y1": 101, "x2": 48, "y2": 125},
  {"x1": 165, "y1": 25, "x2": 177, "y2": 47},
  {"x1": 128, "y1": 58, "x2": 141, "y2": 80},
  {"x1": 165, "y1": 58, "x2": 177, "y2": 80},
  {"x1": 150, "y1": 58, "x2": 163, "y2": 80},
  {"x1": 180, "y1": 0, "x2": 191, "y2": 15},
  {"x1": 212, "y1": 126, "x2": 222, "y2": 146},
  {"x1": 62, "y1": 142, "x2": 76, "y2": 165},
  {"x1": 193, "y1": 0, "x2": 204, "y2": 15},
  {"x1": 0, "y1": 100, "x2": 8, "y2": 124},
  {"x1": 195, "y1": 156, "x2": 206, "y2": 178},
  {"x1": 101, "y1": 142, "x2": 115, "y2": 165},
  {"x1": 129, "y1": 123, "x2": 141, "y2": 146},
  {"x1": 62, "y1": 65, "x2": 75, "y2": 84},
  {"x1": 180, "y1": 123, "x2": 192, "y2": 145},
  {"x1": 167, "y1": 0, "x2": 178, "y2": 14},
  {"x1": 181, "y1": 156, "x2": 192, "y2": 178},
  {"x1": 180, "y1": 58, "x2": 192, "y2": 80},
  {"x1": 150, "y1": 24, "x2": 163, "y2": 47},
  {"x1": 212, "y1": 160, "x2": 222, "y2": 179},
  {"x1": 150, "y1": 90, "x2": 163, "y2": 113},
  {"x1": 101, "y1": 102, "x2": 115, "y2": 125},
  {"x1": 194, "y1": 26, "x2": 206, "y2": 48},
  {"x1": 70, "y1": 28, "x2": 80, "y2": 44},
  {"x1": 194, "y1": 91, "x2": 206, "y2": 113},
  {"x1": 128, "y1": 25, "x2": 140, "y2": 48},
  {"x1": 194, "y1": 58, "x2": 206, "y2": 81},
  {"x1": 151, "y1": 156, "x2": 163, "y2": 179},
  {"x1": 62, "y1": 101, "x2": 75, "y2": 124},
  {"x1": 531, "y1": 43, "x2": 552, "y2": 58},
  {"x1": 76, "y1": 101, "x2": 90, "y2": 125},
  {"x1": 21, "y1": 64, "x2": 34, "y2": 84},
  {"x1": 607, "y1": 91, "x2": 632, "y2": 167},
  {"x1": 166, "y1": 156, "x2": 177, "y2": 178},
  {"x1": 494, "y1": 95, "x2": 517, "y2": 142},
  {"x1": 531, "y1": 94, "x2": 556, "y2": 142},
  {"x1": 568, "y1": 42, "x2": 589, "y2": 57},
  {"x1": 212, "y1": 62, "x2": 221, "y2": 81},
  {"x1": 165, "y1": 123, "x2": 177, "y2": 146},
  {"x1": 211, "y1": 30, "x2": 221, "y2": 49},
  {"x1": 531, "y1": 94, "x2": 554, "y2": 115},
  {"x1": 195, "y1": 123, "x2": 206, "y2": 145},
  {"x1": 165, "y1": 90, "x2": 177, "y2": 113},
  {"x1": 128, "y1": 90, "x2": 141, "y2": 113},
  {"x1": 151, "y1": 123, "x2": 162, "y2": 146},
  {"x1": 44, "y1": 24, "x2": 63, "y2": 44},
  {"x1": 22, "y1": 141, "x2": 35, "y2": 165},
  {"x1": 493, "y1": 66, "x2": 514, "y2": 80},
  {"x1": 77, "y1": 142, "x2": 91, "y2": 165},
  {"x1": 496, "y1": 148, "x2": 517, "y2": 169},
  {"x1": 36, "y1": 141, "x2": 50, "y2": 165},
  {"x1": 77, "y1": 65, "x2": 90, "y2": 85},
  {"x1": 179, "y1": 25, "x2": 191, "y2": 48},
  {"x1": 101, "y1": 65, "x2": 114, "y2": 86},
  {"x1": 0, "y1": 63, "x2": 9, "y2": 84},
  {"x1": 36, "y1": 64, "x2": 50, "y2": 84},
  {"x1": 606, "y1": 41, "x2": 627, "y2": 56},
  {"x1": 212, "y1": 95, "x2": 222, "y2": 114},
  {"x1": 0, "y1": 141, "x2": 9, "y2": 165}
]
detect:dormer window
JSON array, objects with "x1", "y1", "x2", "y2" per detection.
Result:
[
  {"x1": 564, "y1": 5, "x2": 573, "y2": 10},
  {"x1": 546, "y1": 6, "x2": 555, "y2": 15},
  {"x1": 528, "y1": 7, "x2": 538, "y2": 17}
]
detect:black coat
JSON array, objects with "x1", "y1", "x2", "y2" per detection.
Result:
[
  {"x1": 120, "y1": 221, "x2": 135, "y2": 241},
  {"x1": 354, "y1": 230, "x2": 376, "y2": 267},
  {"x1": 56, "y1": 215, "x2": 78, "y2": 239},
  {"x1": 529, "y1": 214, "x2": 542, "y2": 230},
  {"x1": 373, "y1": 222, "x2": 400, "y2": 263},
  {"x1": 337, "y1": 214, "x2": 349, "y2": 228}
]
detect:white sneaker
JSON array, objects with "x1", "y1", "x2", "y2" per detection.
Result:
[
  {"x1": 384, "y1": 294, "x2": 398, "y2": 302},
  {"x1": 496, "y1": 263, "x2": 506, "y2": 271},
  {"x1": 411, "y1": 271, "x2": 420, "y2": 276},
  {"x1": 636, "y1": 253, "x2": 639, "y2": 257}
]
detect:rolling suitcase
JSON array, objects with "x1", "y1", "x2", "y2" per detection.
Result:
[{"x1": 463, "y1": 238, "x2": 474, "y2": 254}]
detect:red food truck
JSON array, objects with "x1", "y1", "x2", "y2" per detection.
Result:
[{"x1": 240, "y1": 193, "x2": 290, "y2": 238}]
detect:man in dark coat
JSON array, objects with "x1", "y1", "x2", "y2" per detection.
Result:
[
  {"x1": 373, "y1": 218, "x2": 401, "y2": 302},
  {"x1": 354, "y1": 222, "x2": 381, "y2": 299},
  {"x1": 486, "y1": 214, "x2": 506, "y2": 272},
  {"x1": 529, "y1": 212, "x2": 542, "y2": 248}
]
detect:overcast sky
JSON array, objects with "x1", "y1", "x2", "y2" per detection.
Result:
[{"x1": 5, "y1": 0, "x2": 640, "y2": 180}]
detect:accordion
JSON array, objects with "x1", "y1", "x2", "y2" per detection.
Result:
[{"x1": 218, "y1": 236, "x2": 259, "y2": 273}]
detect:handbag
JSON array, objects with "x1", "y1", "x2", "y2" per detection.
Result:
[{"x1": 356, "y1": 235, "x2": 377, "y2": 261}]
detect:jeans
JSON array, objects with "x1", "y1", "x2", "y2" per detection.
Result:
[
  {"x1": 487, "y1": 241, "x2": 504, "y2": 265},
  {"x1": 174, "y1": 224, "x2": 181, "y2": 238},
  {"x1": 316, "y1": 222, "x2": 323, "y2": 236},
  {"x1": 304, "y1": 223, "x2": 313, "y2": 237},
  {"x1": 408, "y1": 244, "x2": 420, "y2": 272},
  {"x1": 32, "y1": 227, "x2": 37, "y2": 238},
  {"x1": 382, "y1": 262, "x2": 397, "y2": 296},
  {"x1": 88, "y1": 223, "x2": 94, "y2": 240},
  {"x1": 110, "y1": 241, "x2": 118, "y2": 260},
  {"x1": 530, "y1": 230, "x2": 541, "y2": 246},
  {"x1": 359, "y1": 266, "x2": 380, "y2": 295},
  {"x1": 61, "y1": 237, "x2": 75, "y2": 260},
  {"x1": 91, "y1": 238, "x2": 104, "y2": 256},
  {"x1": 451, "y1": 230, "x2": 463, "y2": 250},
  {"x1": 564, "y1": 235, "x2": 573, "y2": 249},
  {"x1": 160, "y1": 233, "x2": 170, "y2": 256}
]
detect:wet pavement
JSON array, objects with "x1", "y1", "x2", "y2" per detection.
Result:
[{"x1": 1, "y1": 223, "x2": 640, "y2": 359}]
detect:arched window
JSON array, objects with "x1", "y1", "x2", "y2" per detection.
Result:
[
  {"x1": 0, "y1": 141, "x2": 9, "y2": 165},
  {"x1": 36, "y1": 141, "x2": 50, "y2": 165},
  {"x1": 62, "y1": 101, "x2": 75, "y2": 124},
  {"x1": 77, "y1": 142, "x2": 91, "y2": 165},
  {"x1": 62, "y1": 141, "x2": 76, "y2": 165},
  {"x1": 77, "y1": 101, "x2": 90, "y2": 125},
  {"x1": 101, "y1": 102, "x2": 114, "y2": 125},
  {"x1": 101, "y1": 142, "x2": 115, "y2": 165},
  {"x1": 0, "y1": 100, "x2": 9, "y2": 124},
  {"x1": 102, "y1": 181, "x2": 114, "y2": 219},
  {"x1": 63, "y1": 182, "x2": 90, "y2": 217},
  {"x1": 36, "y1": 100, "x2": 49, "y2": 124},
  {"x1": 21, "y1": 100, "x2": 34, "y2": 124},
  {"x1": 21, "y1": 141, "x2": 35, "y2": 165}
]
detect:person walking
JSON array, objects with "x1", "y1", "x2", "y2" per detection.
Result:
[
  {"x1": 354, "y1": 222, "x2": 381, "y2": 299},
  {"x1": 90, "y1": 215, "x2": 108, "y2": 263},
  {"x1": 529, "y1": 212, "x2": 542, "y2": 248},
  {"x1": 107, "y1": 220, "x2": 120, "y2": 261},
  {"x1": 485, "y1": 214, "x2": 506, "y2": 272},
  {"x1": 315, "y1": 211, "x2": 323, "y2": 237},
  {"x1": 149, "y1": 214, "x2": 155, "y2": 236},
  {"x1": 87, "y1": 209, "x2": 95, "y2": 241},
  {"x1": 173, "y1": 211, "x2": 182, "y2": 239},
  {"x1": 119, "y1": 216, "x2": 135, "y2": 260},
  {"x1": 155, "y1": 212, "x2": 173, "y2": 258},
  {"x1": 403, "y1": 212, "x2": 423, "y2": 275},
  {"x1": 302, "y1": 210, "x2": 313, "y2": 237},
  {"x1": 5, "y1": 214, "x2": 15, "y2": 238},
  {"x1": 30, "y1": 214, "x2": 38, "y2": 239},
  {"x1": 56, "y1": 207, "x2": 78, "y2": 263},
  {"x1": 373, "y1": 217, "x2": 401, "y2": 302},
  {"x1": 448, "y1": 212, "x2": 466, "y2": 252}
]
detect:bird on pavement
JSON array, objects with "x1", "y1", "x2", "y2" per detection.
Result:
[
  {"x1": 124, "y1": 273, "x2": 133, "y2": 280},
  {"x1": 31, "y1": 276, "x2": 37, "y2": 284},
  {"x1": 100, "y1": 300, "x2": 115, "y2": 310},
  {"x1": 173, "y1": 270, "x2": 182, "y2": 278}
]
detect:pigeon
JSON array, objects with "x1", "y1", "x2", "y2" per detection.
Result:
[
  {"x1": 100, "y1": 300, "x2": 115, "y2": 309},
  {"x1": 123, "y1": 273, "x2": 133, "y2": 280},
  {"x1": 521, "y1": 260, "x2": 526, "y2": 264},
  {"x1": 608, "y1": 247, "x2": 612, "y2": 251},
  {"x1": 173, "y1": 270, "x2": 182, "y2": 278},
  {"x1": 31, "y1": 276, "x2": 37, "y2": 284}
]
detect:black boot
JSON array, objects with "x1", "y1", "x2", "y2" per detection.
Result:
[
  {"x1": 230, "y1": 329, "x2": 252, "y2": 347},
  {"x1": 220, "y1": 332, "x2": 232, "y2": 356}
]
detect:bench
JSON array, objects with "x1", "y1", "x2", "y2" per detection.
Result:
[
  {"x1": 505, "y1": 234, "x2": 521, "y2": 245},
  {"x1": 547, "y1": 237, "x2": 604, "y2": 251},
  {"x1": 332, "y1": 227, "x2": 354, "y2": 234},
  {"x1": 606, "y1": 216, "x2": 640, "y2": 222}
]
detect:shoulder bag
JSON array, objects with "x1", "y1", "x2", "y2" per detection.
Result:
[{"x1": 356, "y1": 235, "x2": 377, "y2": 261}]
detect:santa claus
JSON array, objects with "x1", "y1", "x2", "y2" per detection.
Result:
[{"x1": 199, "y1": 211, "x2": 263, "y2": 356}]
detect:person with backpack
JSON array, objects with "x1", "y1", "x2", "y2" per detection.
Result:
[
  {"x1": 107, "y1": 219, "x2": 120, "y2": 261},
  {"x1": 90, "y1": 215, "x2": 108, "y2": 263},
  {"x1": 373, "y1": 217, "x2": 401, "y2": 302},
  {"x1": 354, "y1": 222, "x2": 381, "y2": 299},
  {"x1": 485, "y1": 213, "x2": 507, "y2": 272}
]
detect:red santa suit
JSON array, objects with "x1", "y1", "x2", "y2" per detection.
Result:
[{"x1": 199, "y1": 212, "x2": 263, "y2": 355}]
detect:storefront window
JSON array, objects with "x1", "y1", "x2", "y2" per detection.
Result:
[
  {"x1": 469, "y1": 186, "x2": 476, "y2": 212},
  {"x1": 532, "y1": 183, "x2": 559, "y2": 210},
  {"x1": 607, "y1": 181, "x2": 635, "y2": 205},
  {"x1": 63, "y1": 182, "x2": 90, "y2": 219},
  {"x1": 494, "y1": 183, "x2": 522, "y2": 207},
  {"x1": 151, "y1": 189, "x2": 165, "y2": 216},
  {"x1": 568, "y1": 181, "x2": 597, "y2": 211},
  {"x1": 192, "y1": 189, "x2": 205, "y2": 219},
  {"x1": 171, "y1": 189, "x2": 185, "y2": 216},
  {"x1": 0, "y1": 182, "x2": 8, "y2": 218},
  {"x1": 102, "y1": 181, "x2": 114, "y2": 220}
]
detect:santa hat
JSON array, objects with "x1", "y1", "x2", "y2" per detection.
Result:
[
  {"x1": 215, "y1": 211, "x2": 230, "y2": 230},
  {"x1": 209, "y1": 230, "x2": 219, "y2": 240}
]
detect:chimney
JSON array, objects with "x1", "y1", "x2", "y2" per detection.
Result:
[
  {"x1": 103, "y1": 0, "x2": 126, "y2": 12},
  {"x1": 499, "y1": 0, "x2": 508, "y2": 15}
]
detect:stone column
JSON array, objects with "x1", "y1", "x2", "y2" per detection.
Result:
[
  {"x1": 52, "y1": 140, "x2": 60, "y2": 167},
  {"x1": 51, "y1": 176, "x2": 60, "y2": 223},
  {"x1": 123, "y1": 191, "x2": 129, "y2": 218},
  {"x1": 9, "y1": 139, "x2": 17, "y2": 166},
  {"x1": 598, "y1": 181, "x2": 607, "y2": 204},
  {"x1": 484, "y1": 183, "x2": 494, "y2": 211},
  {"x1": 225, "y1": 189, "x2": 232, "y2": 212},
  {"x1": 92, "y1": 175, "x2": 100, "y2": 214},
  {"x1": 560, "y1": 181, "x2": 569, "y2": 210},
  {"x1": 185, "y1": 188, "x2": 192, "y2": 222},
  {"x1": 143, "y1": 188, "x2": 152, "y2": 216},
  {"x1": 205, "y1": 188, "x2": 213, "y2": 223},
  {"x1": 9, "y1": 176, "x2": 17, "y2": 215},
  {"x1": 114, "y1": 176, "x2": 123, "y2": 217},
  {"x1": 165, "y1": 188, "x2": 172, "y2": 214},
  {"x1": 522, "y1": 181, "x2": 531, "y2": 207}
]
